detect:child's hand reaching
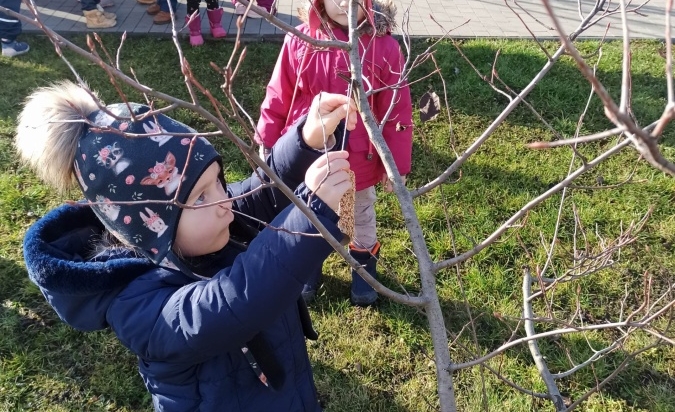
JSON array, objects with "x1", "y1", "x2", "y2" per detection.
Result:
[
  {"x1": 305, "y1": 151, "x2": 351, "y2": 212},
  {"x1": 303, "y1": 93, "x2": 357, "y2": 150}
]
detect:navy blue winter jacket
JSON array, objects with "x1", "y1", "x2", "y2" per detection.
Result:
[{"x1": 23, "y1": 119, "x2": 345, "y2": 411}]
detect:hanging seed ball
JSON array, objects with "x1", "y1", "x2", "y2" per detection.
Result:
[{"x1": 337, "y1": 170, "x2": 356, "y2": 242}]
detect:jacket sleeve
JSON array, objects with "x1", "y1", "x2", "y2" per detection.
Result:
[
  {"x1": 375, "y1": 37, "x2": 413, "y2": 176},
  {"x1": 255, "y1": 33, "x2": 300, "y2": 147},
  {"x1": 109, "y1": 188, "x2": 343, "y2": 363},
  {"x1": 230, "y1": 116, "x2": 347, "y2": 225}
]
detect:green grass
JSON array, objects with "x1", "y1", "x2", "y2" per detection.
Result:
[{"x1": 1, "y1": 34, "x2": 675, "y2": 411}]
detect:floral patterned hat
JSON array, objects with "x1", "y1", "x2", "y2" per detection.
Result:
[{"x1": 74, "y1": 103, "x2": 221, "y2": 265}]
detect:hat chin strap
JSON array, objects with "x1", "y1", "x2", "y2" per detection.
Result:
[{"x1": 162, "y1": 250, "x2": 211, "y2": 280}]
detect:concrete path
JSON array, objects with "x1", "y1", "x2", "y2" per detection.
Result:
[{"x1": 20, "y1": 0, "x2": 669, "y2": 39}]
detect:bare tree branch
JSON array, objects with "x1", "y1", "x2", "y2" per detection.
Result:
[{"x1": 523, "y1": 268, "x2": 566, "y2": 411}]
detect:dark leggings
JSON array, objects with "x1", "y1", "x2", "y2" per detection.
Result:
[
  {"x1": 0, "y1": 0, "x2": 21, "y2": 41},
  {"x1": 187, "y1": 0, "x2": 219, "y2": 16}
]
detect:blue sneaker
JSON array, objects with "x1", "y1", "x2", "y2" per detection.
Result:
[{"x1": 1, "y1": 40, "x2": 30, "y2": 57}]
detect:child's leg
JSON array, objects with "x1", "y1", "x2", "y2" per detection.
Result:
[
  {"x1": 349, "y1": 186, "x2": 379, "y2": 306},
  {"x1": 301, "y1": 267, "x2": 324, "y2": 304},
  {"x1": 186, "y1": 0, "x2": 199, "y2": 16},
  {"x1": 0, "y1": 0, "x2": 30, "y2": 57},
  {"x1": 255, "y1": 0, "x2": 275, "y2": 13},
  {"x1": 184, "y1": 0, "x2": 204, "y2": 46},
  {"x1": 0, "y1": 0, "x2": 22, "y2": 42},
  {"x1": 80, "y1": 0, "x2": 117, "y2": 28},
  {"x1": 205, "y1": 0, "x2": 227, "y2": 38},
  {"x1": 352, "y1": 186, "x2": 378, "y2": 250},
  {"x1": 153, "y1": 0, "x2": 178, "y2": 24},
  {"x1": 233, "y1": 0, "x2": 261, "y2": 17}
]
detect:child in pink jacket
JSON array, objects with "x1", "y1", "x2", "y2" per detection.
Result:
[{"x1": 256, "y1": 0, "x2": 413, "y2": 306}]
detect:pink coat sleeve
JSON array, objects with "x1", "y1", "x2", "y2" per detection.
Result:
[
  {"x1": 374, "y1": 38, "x2": 413, "y2": 176},
  {"x1": 256, "y1": 34, "x2": 300, "y2": 147}
]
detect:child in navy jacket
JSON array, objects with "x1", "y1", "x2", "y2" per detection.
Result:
[{"x1": 16, "y1": 80, "x2": 355, "y2": 411}]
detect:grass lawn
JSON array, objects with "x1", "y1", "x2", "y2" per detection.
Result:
[{"x1": 1, "y1": 34, "x2": 675, "y2": 411}]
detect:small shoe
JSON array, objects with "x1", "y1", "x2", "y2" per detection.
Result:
[
  {"x1": 153, "y1": 10, "x2": 172, "y2": 24},
  {"x1": 206, "y1": 7, "x2": 227, "y2": 38},
  {"x1": 97, "y1": 5, "x2": 116, "y2": 20},
  {"x1": 301, "y1": 271, "x2": 323, "y2": 304},
  {"x1": 349, "y1": 242, "x2": 379, "y2": 307},
  {"x1": 83, "y1": 9, "x2": 116, "y2": 29},
  {"x1": 350, "y1": 287, "x2": 378, "y2": 307},
  {"x1": 98, "y1": 0, "x2": 114, "y2": 7},
  {"x1": 1, "y1": 39, "x2": 30, "y2": 57},
  {"x1": 137, "y1": 0, "x2": 156, "y2": 4},
  {"x1": 185, "y1": 15, "x2": 204, "y2": 47},
  {"x1": 234, "y1": 2, "x2": 261, "y2": 18},
  {"x1": 146, "y1": 3, "x2": 160, "y2": 15}
]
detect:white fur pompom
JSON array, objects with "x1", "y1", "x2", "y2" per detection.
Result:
[{"x1": 15, "y1": 80, "x2": 101, "y2": 192}]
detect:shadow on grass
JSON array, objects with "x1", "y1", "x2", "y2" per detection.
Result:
[
  {"x1": 0, "y1": 257, "x2": 151, "y2": 410},
  {"x1": 306, "y1": 275, "x2": 428, "y2": 411},
  {"x1": 407, "y1": 40, "x2": 673, "y2": 145},
  {"x1": 4, "y1": 36, "x2": 671, "y2": 146},
  {"x1": 313, "y1": 357, "x2": 415, "y2": 412},
  {"x1": 308, "y1": 270, "x2": 675, "y2": 411}
]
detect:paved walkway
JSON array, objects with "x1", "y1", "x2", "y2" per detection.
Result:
[{"x1": 20, "y1": 0, "x2": 668, "y2": 39}]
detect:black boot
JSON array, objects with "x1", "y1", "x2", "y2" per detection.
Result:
[
  {"x1": 349, "y1": 242, "x2": 380, "y2": 306},
  {"x1": 301, "y1": 268, "x2": 323, "y2": 304}
]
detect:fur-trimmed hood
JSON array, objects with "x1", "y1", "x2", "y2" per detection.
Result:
[
  {"x1": 298, "y1": 0, "x2": 397, "y2": 37},
  {"x1": 23, "y1": 204, "x2": 155, "y2": 331}
]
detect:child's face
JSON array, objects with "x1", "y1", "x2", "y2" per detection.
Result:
[
  {"x1": 174, "y1": 162, "x2": 233, "y2": 257},
  {"x1": 323, "y1": 0, "x2": 366, "y2": 27}
]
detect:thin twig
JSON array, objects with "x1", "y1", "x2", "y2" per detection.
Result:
[
  {"x1": 436, "y1": 139, "x2": 632, "y2": 271},
  {"x1": 523, "y1": 268, "x2": 566, "y2": 411},
  {"x1": 563, "y1": 343, "x2": 661, "y2": 411}
]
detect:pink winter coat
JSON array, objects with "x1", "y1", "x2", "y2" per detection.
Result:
[{"x1": 256, "y1": 1, "x2": 413, "y2": 191}]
